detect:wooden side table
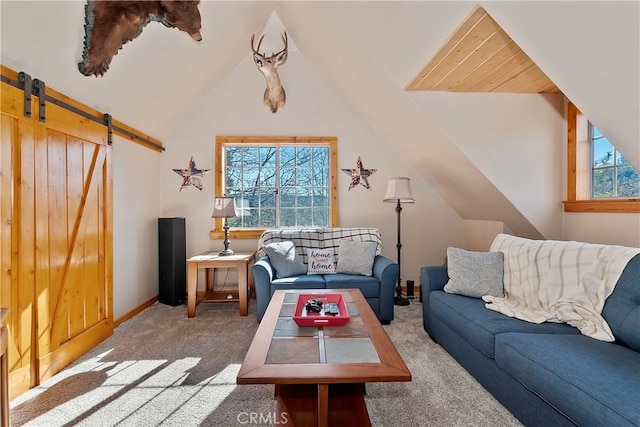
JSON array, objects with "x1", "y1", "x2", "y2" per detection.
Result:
[{"x1": 187, "y1": 251, "x2": 256, "y2": 318}]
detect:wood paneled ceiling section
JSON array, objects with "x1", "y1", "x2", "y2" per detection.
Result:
[{"x1": 406, "y1": 6, "x2": 561, "y2": 94}]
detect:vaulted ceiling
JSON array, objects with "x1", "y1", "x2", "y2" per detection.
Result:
[{"x1": 1, "y1": 1, "x2": 638, "y2": 238}]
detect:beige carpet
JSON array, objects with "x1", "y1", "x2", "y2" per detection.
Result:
[{"x1": 10, "y1": 299, "x2": 521, "y2": 426}]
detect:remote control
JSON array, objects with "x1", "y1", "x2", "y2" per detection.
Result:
[{"x1": 325, "y1": 302, "x2": 339, "y2": 316}]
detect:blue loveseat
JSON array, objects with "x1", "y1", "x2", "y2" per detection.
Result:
[
  {"x1": 252, "y1": 228, "x2": 398, "y2": 323},
  {"x1": 421, "y1": 239, "x2": 640, "y2": 427}
]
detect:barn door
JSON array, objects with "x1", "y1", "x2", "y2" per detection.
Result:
[{"x1": 0, "y1": 74, "x2": 113, "y2": 398}]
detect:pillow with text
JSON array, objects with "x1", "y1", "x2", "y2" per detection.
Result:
[{"x1": 307, "y1": 248, "x2": 335, "y2": 275}]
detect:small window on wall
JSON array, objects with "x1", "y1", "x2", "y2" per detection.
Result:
[
  {"x1": 591, "y1": 124, "x2": 640, "y2": 198},
  {"x1": 565, "y1": 102, "x2": 639, "y2": 213}
]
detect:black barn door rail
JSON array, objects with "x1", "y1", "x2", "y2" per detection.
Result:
[{"x1": 1, "y1": 71, "x2": 164, "y2": 151}]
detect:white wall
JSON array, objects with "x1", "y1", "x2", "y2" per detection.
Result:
[
  {"x1": 562, "y1": 214, "x2": 640, "y2": 247},
  {"x1": 159, "y1": 51, "x2": 463, "y2": 289},
  {"x1": 557, "y1": 101, "x2": 640, "y2": 248},
  {"x1": 112, "y1": 137, "x2": 162, "y2": 319},
  {"x1": 411, "y1": 92, "x2": 565, "y2": 240},
  {"x1": 410, "y1": 90, "x2": 640, "y2": 249},
  {"x1": 484, "y1": 1, "x2": 640, "y2": 170},
  {"x1": 462, "y1": 220, "x2": 511, "y2": 251}
]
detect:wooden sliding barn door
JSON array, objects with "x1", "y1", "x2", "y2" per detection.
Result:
[{"x1": 0, "y1": 75, "x2": 113, "y2": 398}]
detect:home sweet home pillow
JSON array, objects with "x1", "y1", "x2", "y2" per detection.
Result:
[{"x1": 306, "y1": 248, "x2": 335, "y2": 275}]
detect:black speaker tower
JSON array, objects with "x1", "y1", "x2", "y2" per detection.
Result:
[{"x1": 158, "y1": 217, "x2": 186, "y2": 306}]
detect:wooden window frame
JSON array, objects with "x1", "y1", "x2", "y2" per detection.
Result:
[
  {"x1": 564, "y1": 102, "x2": 639, "y2": 213},
  {"x1": 210, "y1": 136, "x2": 339, "y2": 240}
]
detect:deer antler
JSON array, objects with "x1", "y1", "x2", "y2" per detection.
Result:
[
  {"x1": 274, "y1": 32, "x2": 288, "y2": 58},
  {"x1": 250, "y1": 34, "x2": 265, "y2": 55},
  {"x1": 250, "y1": 32, "x2": 288, "y2": 113}
]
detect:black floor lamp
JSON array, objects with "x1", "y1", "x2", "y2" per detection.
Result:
[{"x1": 383, "y1": 177, "x2": 414, "y2": 306}]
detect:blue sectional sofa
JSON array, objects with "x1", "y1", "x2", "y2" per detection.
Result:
[
  {"x1": 253, "y1": 228, "x2": 398, "y2": 323},
  {"x1": 421, "y1": 250, "x2": 640, "y2": 427}
]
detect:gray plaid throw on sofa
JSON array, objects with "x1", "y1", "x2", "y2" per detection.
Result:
[{"x1": 258, "y1": 227, "x2": 382, "y2": 265}]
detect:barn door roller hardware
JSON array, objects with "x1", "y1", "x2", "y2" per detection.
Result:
[
  {"x1": 18, "y1": 71, "x2": 32, "y2": 119},
  {"x1": 33, "y1": 79, "x2": 46, "y2": 122},
  {"x1": 16, "y1": 72, "x2": 46, "y2": 122},
  {"x1": 103, "y1": 114, "x2": 113, "y2": 146}
]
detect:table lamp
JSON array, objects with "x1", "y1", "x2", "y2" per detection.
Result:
[{"x1": 212, "y1": 196, "x2": 238, "y2": 256}]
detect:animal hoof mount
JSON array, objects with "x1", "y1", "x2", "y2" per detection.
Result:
[
  {"x1": 251, "y1": 32, "x2": 288, "y2": 113},
  {"x1": 78, "y1": 0, "x2": 203, "y2": 77}
]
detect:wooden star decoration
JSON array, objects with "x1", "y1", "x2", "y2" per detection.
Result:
[
  {"x1": 341, "y1": 156, "x2": 377, "y2": 190},
  {"x1": 173, "y1": 156, "x2": 211, "y2": 192}
]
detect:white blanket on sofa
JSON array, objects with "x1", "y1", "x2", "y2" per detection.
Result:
[{"x1": 482, "y1": 234, "x2": 640, "y2": 341}]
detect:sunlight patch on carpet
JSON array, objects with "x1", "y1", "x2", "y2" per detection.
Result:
[
  {"x1": 10, "y1": 349, "x2": 118, "y2": 407},
  {"x1": 12, "y1": 349, "x2": 240, "y2": 427}
]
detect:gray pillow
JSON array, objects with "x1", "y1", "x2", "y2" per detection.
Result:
[
  {"x1": 263, "y1": 241, "x2": 306, "y2": 279},
  {"x1": 444, "y1": 247, "x2": 504, "y2": 298},
  {"x1": 336, "y1": 240, "x2": 377, "y2": 276}
]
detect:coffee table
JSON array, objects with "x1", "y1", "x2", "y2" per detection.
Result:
[{"x1": 237, "y1": 289, "x2": 411, "y2": 427}]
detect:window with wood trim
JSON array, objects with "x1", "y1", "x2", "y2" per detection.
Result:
[
  {"x1": 591, "y1": 125, "x2": 639, "y2": 198},
  {"x1": 565, "y1": 102, "x2": 640, "y2": 213},
  {"x1": 211, "y1": 136, "x2": 338, "y2": 239}
]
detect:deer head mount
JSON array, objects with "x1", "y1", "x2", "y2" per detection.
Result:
[{"x1": 251, "y1": 32, "x2": 288, "y2": 113}]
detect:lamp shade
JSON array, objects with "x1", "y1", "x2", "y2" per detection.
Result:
[
  {"x1": 383, "y1": 177, "x2": 415, "y2": 203},
  {"x1": 211, "y1": 197, "x2": 238, "y2": 218}
]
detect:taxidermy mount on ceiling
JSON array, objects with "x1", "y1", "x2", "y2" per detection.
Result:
[
  {"x1": 78, "y1": 0, "x2": 203, "y2": 77},
  {"x1": 251, "y1": 32, "x2": 288, "y2": 113}
]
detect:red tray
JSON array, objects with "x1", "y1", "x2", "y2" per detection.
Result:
[{"x1": 293, "y1": 293, "x2": 350, "y2": 327}]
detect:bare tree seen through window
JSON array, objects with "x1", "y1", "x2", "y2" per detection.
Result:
[{"x1": 224, "y1": 145, "x2": 330, "y2": 228}]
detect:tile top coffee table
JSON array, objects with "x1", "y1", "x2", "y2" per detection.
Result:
[{"x1": 237, "y1": 289, "x2": 411, "y2": 427}]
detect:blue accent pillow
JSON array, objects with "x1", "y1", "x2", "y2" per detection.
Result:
[{"x1": 263, "y1": 241, "x2": 306, "y2": 279}]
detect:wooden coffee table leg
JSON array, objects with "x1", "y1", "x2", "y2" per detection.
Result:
[
  {"x1": 274, "y1": 383, "x2": 371, "y2": 426},
  {"x1": 318, "y1": 384, "x2": 329, "y2": 427}
]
